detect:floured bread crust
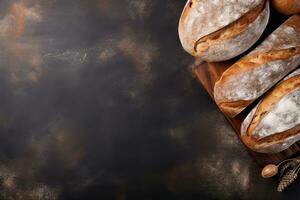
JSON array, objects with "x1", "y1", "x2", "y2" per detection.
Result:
[
  {"x1": 241, "y1": 69, "x2": 300, "y2": 153},
  {"x1": 214, "y1": 15, "x2": 300, "y2": 117},
  {"x1": 250, "y1": 16, "x2": 300, "y2": 55},
  {"x1": 178, "y1": 0, "x2": 266, "y2": 61},
  {"x1": 195, "y1": 0, "x2": 269, "y2": 61}
]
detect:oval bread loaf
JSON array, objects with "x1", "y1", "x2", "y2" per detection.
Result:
[
  {"x1": 214, "y1": 15, "x2": 300, "y2": 117},
  {"x1": 241, "y1": 68, "x2": 300, "y2": 153},
  {"x1": 178, "y1": 0, "x2": 269, "y2": 62}
]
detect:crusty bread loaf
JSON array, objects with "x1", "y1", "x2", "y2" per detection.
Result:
[
  {"x1": 214, "y1": 15, "x2": 300, "y2": 117},
  {"x1": 241, "y1": 68, "x2": 300, "y2": 153},
  {"x1": 178, "y1": 0, "x2": 269, "y2": 62},
  {"x1": 271, "y1": 0, "x2": 300, "y2": 15}
]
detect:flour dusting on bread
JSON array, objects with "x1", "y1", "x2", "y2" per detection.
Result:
[
  {"x1": 250, "y1": 24, "x2": 300, "y2": 55},
  {"x1": 240, "y1": 66, "x2": 300, "y2": 153},
  {"x1": 179, "y1": 0, "x2": 264, "y2": 57},
  {"x1": 253, "y1": 87, "x2": 300, "y2": 138},
  {"x1": 214, "y1": 15, "x2": 300, "y2": 116},
  {"x1": 215, "y1": 55, "x2": 300, "y2": 102},
  {"x1": 199, "y1": 1, "x2": 269, "y2": 62}
]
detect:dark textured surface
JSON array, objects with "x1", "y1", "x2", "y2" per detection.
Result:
[{"x1": 0, "y1": 0, "x2": 299, "y2": 199}]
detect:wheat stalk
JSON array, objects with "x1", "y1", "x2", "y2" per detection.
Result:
[
  {"x1": 277, "y1": 161, "x2": 300, "y2": 192},
  {"x1": 279, "y1": 159, "x2": 300, "y2": 178},
  {"x1": 277, "y1": 169, "x2": 298, "y2": 192}
]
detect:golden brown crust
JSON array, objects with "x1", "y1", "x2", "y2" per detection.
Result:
[
  {"x1": 247, "y1": 74, "x2": 300, "y2": 136},
  {"x1": 178, "y1": 0, "x2": 268, "y2": 61},
  {"x1": 285, "y1": 15, "x2": 300, "y2": 32},
  {"x1": 271, "y1": 0, "x2": 300, "y2": 15},
  {"x1": 194, "y1": 0, "x2": 266, "y2": 53},
  {"x1": 241, "y1": 74, "x2": 300, "y2": 150},
  {"x1": 218, "y1": 100, "x2": 251, "y2": 117},
  {"x1": 214, "y1": 15, "x2": 300, "y2": 118},
  {"x1": 218, "y1": 47, "x2": 300, "y2": 85},
  {"x1": 179, "y1": 0, "x2": 194, "y2": 28},
  {"x1": 215, "y1": 47, "x2": 300, "y2": 117},
  {"x1": 242, "y1": 123, "x2": 300, "y2": 151}
]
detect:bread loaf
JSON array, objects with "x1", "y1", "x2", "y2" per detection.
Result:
[
  {"x1": 214, "y1": 15, "x2": 300, "y2": 117},
  {"x1": 241, "y1": 68, "x2": 300, "y2": 153},
  {"x1": 271, "y1": 0, "x2": 300, "y2": 15},
  {"x1": 178, "y1": 0, "x2": 269, "y2": 62}
]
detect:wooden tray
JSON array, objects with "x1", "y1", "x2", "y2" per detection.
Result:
[{"x1": 193, "y1": 62, "x2": 300, "y2": 167}]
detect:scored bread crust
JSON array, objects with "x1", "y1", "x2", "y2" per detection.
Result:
[
  {"x1": 241, "y1": 69, "x2": 300, "y2": 153},
  {"x1": 178, "y1": 0, "x2": 265, "y2": 60},
  {"x1": 194, "y1": 0, "x2": 269, "y2": 62},
  {"x1": 195, "y1": 1, "x2": 267, "y2": 53},
  {"x1": 214, "y1": 15, "x2": 300, "y2": 117}
]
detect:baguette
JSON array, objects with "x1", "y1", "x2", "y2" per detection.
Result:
[{"x1": 214, "y1": 15, "x2": 300, "y2": 117}]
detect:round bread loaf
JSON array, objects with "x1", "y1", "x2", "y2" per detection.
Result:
[
  {"x1": 178, "y1": 0, "x2": 270, "y2": 62},
  {"x1": 271, "y1": 0, "x2": 300, "y2": 15}
]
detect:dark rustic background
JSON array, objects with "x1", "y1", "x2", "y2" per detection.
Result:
[{"x1": 0, "y1": 0, "x2": 298, "y2": 199}]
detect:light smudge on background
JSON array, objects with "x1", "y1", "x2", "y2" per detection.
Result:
[
  {"x1": 165, "y1": 111, "x2": 254, "y2": 199},
  {"x1": 0, "y1": 165, "x2": 59, "y2": 200},
  {"x1": 98, "y1": 48, "x2": 116, "y2": 63},
  {"x1": 118, "y1": 33, "x2": 159, "y2": 87},
  {"x1": 126, "y1": 0, "x2": 153, "y2": 21},
  {"x1": 0, "y1": 1, "x2": 43, "y2": 85}
]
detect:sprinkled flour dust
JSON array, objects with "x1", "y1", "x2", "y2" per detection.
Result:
[{"x1": 254, "y1": 87, "x2": 300, "y2": 138}]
